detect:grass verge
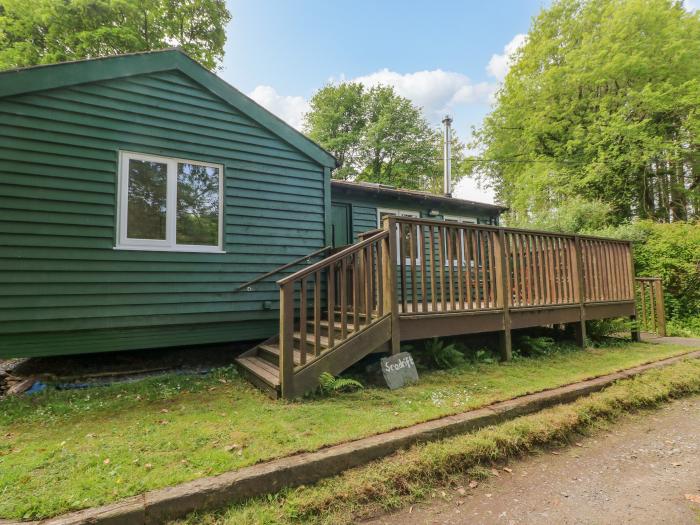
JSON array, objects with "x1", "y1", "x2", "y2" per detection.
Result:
[
  {"x1": 176, "y1": 358, "x2": 700, "y2": 525},
  {"x1": 0, "y1": 341, "x2": 695, "y2": 519}
]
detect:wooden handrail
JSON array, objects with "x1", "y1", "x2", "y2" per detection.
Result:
[
  {"x1": 375, "y1": 214, "x2": 632, "y2": 244},
  {"x1": 277, "y1": 231, "x2": 390, "y2": 285},
  {"x1": 235, "y1": 245, "x2": 332, "y2": 291}
]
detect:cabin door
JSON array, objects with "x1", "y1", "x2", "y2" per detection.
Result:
[{"x1": 331, "y1": 203, "x2": 351, "y2": 248}]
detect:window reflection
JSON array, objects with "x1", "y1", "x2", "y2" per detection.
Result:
[
  {"x1": 127, "y1": 159, "x2": 167, "y2": 240},
  {"x1": 176, "y1": 163, "x2": 220, "y2": 246}
]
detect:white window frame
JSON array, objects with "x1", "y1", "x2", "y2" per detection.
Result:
[
  {"x1": 377, "y1": 208, "x2": 421, "y2": 265},
  {"x1": 443, "y1": 215, "x2": 478, "y2": 267},
  {"x1": 116, "y1": 151, "x2": 224, "y2": 253}
]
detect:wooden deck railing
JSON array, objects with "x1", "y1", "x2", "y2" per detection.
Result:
[
  {"x1": 275, "y1": 217, "x2": 639, "y2": 396},
  {"x1": 387, "y1": 217, "x2": 635, "y2": 313},
  {"x1": 634, "y1": 277, "x2": 666, "y2": 336}
]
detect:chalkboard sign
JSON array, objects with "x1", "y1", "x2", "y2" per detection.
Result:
[{"x1": 381, "y1": 352, "x2": 419, "y2": 390}]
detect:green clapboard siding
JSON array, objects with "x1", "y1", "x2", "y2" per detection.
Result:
[
  {"x1": 0, "y1": 65, "x2": 329, "y2": 358},
  {"x1": 330, "y1": 192, "x2": 499, "y2": 243}
]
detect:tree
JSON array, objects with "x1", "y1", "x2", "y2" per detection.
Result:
[
  {"x1": 304, "y1": 83, "x2": 365, "y2": 181},
  {"x1": 0, "y1": 0, "x2": 231, "y2": 71},
  {"x1": 470, "y1": 0, "x2": 700, "y2": 224},
  {"x1": 304, "y1": 83, "x2": 465, "y2": 193}
]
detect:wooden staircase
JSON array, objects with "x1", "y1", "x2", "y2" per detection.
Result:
[{"x1": 236, "y1": 230, "x2": 396, "y2": 399}]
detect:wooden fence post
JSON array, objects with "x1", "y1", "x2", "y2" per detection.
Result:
[
  {"x1": 572, "y1": 235, "x2": 587, "y2": 348},
  {"x1": 279, "y1": 282, "x2": 295, "y2": 398},
  {"x1": 382, "y1": 216, "x2": 400, "y2": 354},
  {"x1": 654, "y1": 279, "x2": 666, "y2": 337},
  {"x1": 495, "y1": 229, "x2": 512, "y2": 361},
  {"x1": 628, "y1": 243, "x2": 641, "y2": 342}
]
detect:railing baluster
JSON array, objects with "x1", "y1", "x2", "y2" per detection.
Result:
[
  {"x1": 399, "y1": 222, "x2": 407, "y2": 313},
  {"x1": 299, "y1": 277, "x2": 307, "y2": 365},
  {"x1": 438, "y1": 225, "x2": 446, "y2": 312},
  {"x1": 377, "y1": 242, "x2": 382, "y2": 317},
  {"x1": 536, "y1": 236, "x2": 545, "y2": 305},
  {"x1": 327, "y1": 263, "x2": 335, "y2": 349},
  {"x1": 488, "y1": 231, "x2": 497, "y2": 308},
  {"x1": 465, "y1": 228, "x2": 474, "y2": 309},
  {"x1": 447, "y1": 226, "x2": 455, "y2": 310},
  {"x1": 340, "y1": 258, "x2": 348, "y2": 339},
  {"x1": 429, "y1": 225, "x2": 437, "y2": 312},
  {"x1": 456, "y1": 227, "x2": 465, "y2": 309},
  {"x1": 472, "y1": 229, "x2": 481, "y2": 309},
  {"x1": 409, "y1": 223, "x2": 418, "y2": 313},
  {"x1": 352, "y1": 253, "x2": 360, "y2": 332},
  {"x1": 420, "y1": 225, "x2": 428, "y2": 313},
  {"x1": 314, "y1": 271, "x2": 321, "y2": 356},
  {"x1": 365, "y1": 246, "x2": 373, "y2": 322}
]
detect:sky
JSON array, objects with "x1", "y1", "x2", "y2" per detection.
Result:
[{"x1": 216, "y1": 0, "x2": 695, "y2": 203}]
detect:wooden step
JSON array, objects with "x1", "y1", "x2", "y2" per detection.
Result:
[
  {"x1": 258, "y1": 344, "x2": 307, "y2": 366},
  {"x1": 236, "y1": 356, "x2": 280, "y2": 394}
]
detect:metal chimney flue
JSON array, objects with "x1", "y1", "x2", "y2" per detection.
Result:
[{"x1": 442, "y1": 115, "x2": 453, "y2": 197}]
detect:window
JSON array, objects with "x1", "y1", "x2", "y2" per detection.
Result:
[
  {"x1": 377, "y1": 208, "x2": 421, "y2": 264},
  {"x1": 117, "y1": 152, "x2": 223, "y2": 252},
  {"x1": 443, "y1": 216, "x2": 478, "y2": 267}
]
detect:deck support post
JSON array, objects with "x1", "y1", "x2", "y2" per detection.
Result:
[
  {"x1": 494, "y1": 229, "x2": 512, "y2": 361},
  {"x1": 630, "y1": 315, "x2": 642, "y2": 342},
  {"x1": 382, "y1": 216, "x2": 400, "y2": 355},
  {"x1": 572, "y1": 235, "x2": 587, "y2": 349},
  {"x1": 572, "y1": 321, "x2": 586, "y2": 348}
]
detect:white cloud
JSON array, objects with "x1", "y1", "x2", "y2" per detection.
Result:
[
  {"x1": 486, "y1": 33, "x2": 527, "y2": 81},
  {"x1": 684, "y1": 0, "x2": 698, "y2": 10},
  {"x1": 247, "y1": 85, "x2": 309, "y2": 130},
  {"x1": 351, "y1": 69, "x2": 496, "y2": 122}
]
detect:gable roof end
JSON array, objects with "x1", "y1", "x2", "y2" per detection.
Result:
[{"x1": 0, "y1": 49, "x2": 337, "y2": 168}]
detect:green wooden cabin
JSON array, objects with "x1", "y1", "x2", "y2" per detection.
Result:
[{"x1": 0, "y1": 50, "x2": 503, "y2": 359}]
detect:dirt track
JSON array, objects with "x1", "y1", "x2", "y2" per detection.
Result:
[{"x1": 365, "y1": 395, "x2": 700, "y2": 524}]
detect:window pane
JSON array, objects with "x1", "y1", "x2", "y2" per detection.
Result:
[
  {"x1": 176, "y1": 163, "x2": 220, "y2": 246},
  {"x1": 127, "y1": 159, "x2": 167, "y2": 240}
]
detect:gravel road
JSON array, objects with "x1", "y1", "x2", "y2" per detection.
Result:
[{"x1": 364, "y1": 395, "x2": 700, "y2": 525}]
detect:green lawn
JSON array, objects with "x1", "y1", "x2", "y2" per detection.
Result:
[{"x1": 0, "y1": 341, "x2": 695, "y2": 520}]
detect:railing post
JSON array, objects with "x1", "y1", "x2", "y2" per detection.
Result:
[
  {"x1": 495, "y1": 229, "x2": 512, "y2": 361},
  {"x1": 628, "y1": 243, "x2": 641, "y2": 342},
  {"x1": 654, "y1": 278, "x2": 666, "y2": 337},
  {"x1": 572, "y1": 235, "x2": 587, "y2": 348},
  {"x1": 279, "y1": 282, "x2": 295, "y2": 398},
  {"x1": 382, "y1": 216, "x2": 400, "y2": 354}
]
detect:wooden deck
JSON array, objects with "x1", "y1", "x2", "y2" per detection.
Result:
[{"x1": 237, "y1": 217, "x2": 650, "y2": 399}]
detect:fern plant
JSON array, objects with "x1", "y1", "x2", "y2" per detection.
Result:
[
  {"x1": 514, "y1": 335, "x2": 557, "y2": 357},
  {"x1": 318, "y1": 372, "x2": 364, "y2": 395},
  {"x1": 420, "y1": 338, "x2": 466, "y2": 370}
]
